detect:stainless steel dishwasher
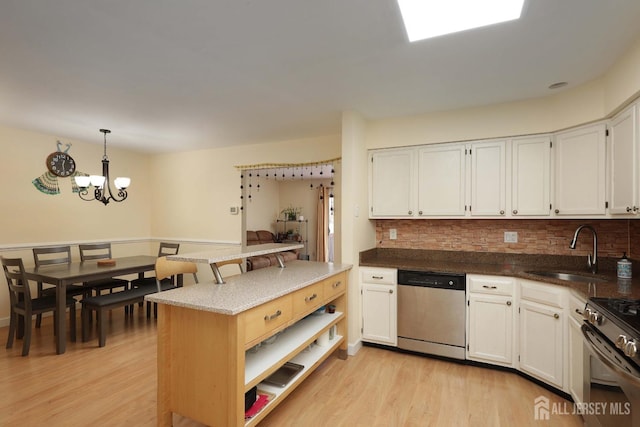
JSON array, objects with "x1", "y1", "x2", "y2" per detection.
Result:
[{"x1": 397, "y1": 270, "x2": 466, "y2": 360}]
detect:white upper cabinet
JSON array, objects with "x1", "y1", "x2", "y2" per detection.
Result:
[
  {"x1": 609, "y1": 103, "x2": 638, "y2": 215},
  {"x1": 553, "y1": 123, "x2": 607, "y2": 216},
  {"x1": 470, "y1": 140, "x2": 507, "y2": 216},
  {"x1": 368, "y1": 122, "x2": 611, "y2": 219},
  {"x1": 369, "y1": 148, "x2": 415, "y2": 217},
  {"x1": 417, "y1": 144, "x2": 467, "y2": 216},
  {"x1": 511, "y1": 136, "x2": 551, "y2": 216}
]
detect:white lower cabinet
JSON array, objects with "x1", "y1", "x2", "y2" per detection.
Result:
[
  {"x1": 361, "y1": 267, "x2": 397, "y2": 346},
  {"x1": 466, "y1": 275, "x2": 516, "y2": 367},
  {"x1": 519, "y1": 280, "x2": 566, "y2": 389},
  {"x1": 467, "y1": 276, "x2": 579, "y2": 394}
]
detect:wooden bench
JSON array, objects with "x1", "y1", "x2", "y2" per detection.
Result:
[{"x1": 81, "y1": 286, "x2": 155, "y2": 347}]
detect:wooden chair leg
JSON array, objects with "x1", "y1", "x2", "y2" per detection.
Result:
[
  {"x1": 98, "y1": 310, "x2": 107, "y2": 347},
  {"x1": 21, "y1": 314, "x2": 32, "y2": 356},
  {"x1": 69, "y1": 305, "x2": 76, "y2": 342},
  {"x1": 6, "y1": 311, "x2": 16, "y2": 349},
  {"x1": 82, "y1": 306, "x2": 91, "y2": 342},
  {"x1": 36, "y1": 283, "x2": 43, "y2": 328}
]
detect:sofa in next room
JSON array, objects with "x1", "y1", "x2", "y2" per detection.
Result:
[{"x1": 246, "y1": 230, "x2": 299, "y2": 271}]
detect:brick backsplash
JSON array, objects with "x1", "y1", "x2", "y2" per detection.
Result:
[{"x1": 376, "y1": 219, "x2": 640, "y2": 260}]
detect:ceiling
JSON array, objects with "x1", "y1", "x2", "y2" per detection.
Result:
[{"x1": 1, "y1": 0, "x2": 640, "y2": 153}]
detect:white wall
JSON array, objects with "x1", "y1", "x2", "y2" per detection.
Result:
[
  {"x1": 150, "y1": 134, "x2": 341, "y2": 244},
  {"x1": 341, "y1": 110, "x2": 376, "y2": 354},
  {"x1": 246, "y1": 177, "x2": 280, "y2": 232}
]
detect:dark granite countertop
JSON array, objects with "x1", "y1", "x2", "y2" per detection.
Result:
[{"x1": 359, "y1": 248, "x2": 640, "y2": 300}]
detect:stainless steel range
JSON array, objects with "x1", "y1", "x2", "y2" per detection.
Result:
[{"x1": 582, "y1": 297, "x2": 640, "y2": 427}]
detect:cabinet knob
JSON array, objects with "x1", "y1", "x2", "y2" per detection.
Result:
[
  {"x1": 389, "y1": 289, "x2": 393, "y2": 294},
  {"x1": 418, "y1": 210, "x2": 423, "y2": 215},
  {"x1": 408, "y1": 210, "x2": 413, "y2": 215},
  {"x1": 554, "y1": 313, "x2": 560, "y2": 319},
  {"x1": 512, "y1": 210, "x2": 517, "y2": 215},
  {"x1": 627, "y1": 206, "x2": 632, "y2": 213},
  {"x1": 500, "y1": 210, "x2": 505, "y2": 215},
  {"x1": 305, "y1": 293, "x2": 318, "y2": 302},
  {"x1": 506, "y1": 301, "x2": 512, "y2": 306},
  {"x1": 332, "y1": 281, "x2": 342, "y2": 289},
  {"x1": 555, "y1": 209, "x2": 560, "y2": 214}
]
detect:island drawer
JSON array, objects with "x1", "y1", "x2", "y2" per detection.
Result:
[
  {"x1": 292, "y1": 281, "x2": 324, "y2": 317},
  {"x1": 323, "y1": 272, "x2": 347, "y2": 301},
  {"x1": 244, "y1": 295, "x2": 293, "y2": 344}
]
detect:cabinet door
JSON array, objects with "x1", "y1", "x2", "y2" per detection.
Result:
[
  {"x1": 519, "y1": 300, "x2": 564, "y2": 388},
  {"x1": 609, "y1": 104, "x2": 638, "y2": 215},
  {"x1": 512, "y1": 136, "x2": 551, "y2": 216},
  {"x1": 362, "y1": 282, "x2": 397, "y2": 346},
  {"x1": 553, "y1": 123, "x2": 607, "y2": 215},
  {"x1": 467, "y1": 293, "x2": 514, "y2": 366},
  {"x1": 470, "y1": 140, "x2": 506, "y2": 216},
  {"x1": 417, "y1": 144, "x2": 467, "y2": 216},
  {"x1": 370, "y1": 149, "x2": 415, "y2": 217}
]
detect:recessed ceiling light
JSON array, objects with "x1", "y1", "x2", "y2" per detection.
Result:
[
  {"x1": 397, "y1": 0, "x2": 526, "y2": 42},
  {"x1": 548, "y1": 82, "x2": 568, "y2": 89}
]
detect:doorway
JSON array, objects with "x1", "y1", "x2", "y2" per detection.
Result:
[{"x1": 239, "y1": 161, "x2": 340, "y2": 262}]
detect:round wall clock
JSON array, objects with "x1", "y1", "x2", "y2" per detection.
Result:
[{"x1": 46, "y1": 151, "x2": 76, "y2": 177}]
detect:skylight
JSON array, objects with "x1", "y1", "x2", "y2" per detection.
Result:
[{"x1": 397, "y1": 0, "x2": 525, "y2": 42}]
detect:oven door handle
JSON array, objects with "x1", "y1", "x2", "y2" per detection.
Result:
[{"x1": 581, "y1": 323, "x2": 640, "y2": 387}]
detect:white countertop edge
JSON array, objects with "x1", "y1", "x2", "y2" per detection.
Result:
[
  {"x1": 145, "y1": 261, "x2": 352, "y2": 315},
  {"x1": 167, "y1": 242, "x2": 304, "y2": 264}
]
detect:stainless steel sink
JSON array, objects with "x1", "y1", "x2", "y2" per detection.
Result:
[{"x1": 525, "y1": 271, "x2": 607, "y2": 283}]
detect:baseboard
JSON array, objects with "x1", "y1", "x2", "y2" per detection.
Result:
[{"x1": 348, "y1": 339, "x2": 362, "y2": 356}]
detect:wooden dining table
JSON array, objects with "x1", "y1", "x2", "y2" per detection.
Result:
[{"x1": 21, "y1": 255, "x2": 157, "y2": 354}]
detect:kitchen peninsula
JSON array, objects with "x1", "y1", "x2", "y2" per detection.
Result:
[{"x1": 146, "y1": 259, "x2": 351, "y2": 427}]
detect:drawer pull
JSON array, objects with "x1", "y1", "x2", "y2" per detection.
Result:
[
  {"x1": 389, "y1": 289, "x2": 394, "y2": 294},
  {"x1": 305, "y1": 294, "x2": 318, "y2": 302},
  {"x1": 575, "y1": 308, "x2": 583, "y2": 316},
  {"x1": 372, "y1": 275, "x2": 384, "y2": 280},
  {"x1": 264, "y1": 310, "x2": 282, "y2": 321},
  {"x1": 332, "y1": 281, "x2": 342, "y2": 289},
  {"x1": 506, "y1": 301, "x2": 512, "y2": 306},
  {"x1": 554, "y1": 313, "x2": 560, "y2": 319},
  {"x1": 482, "y1": 285, "x2": 497, "y2": 289}
]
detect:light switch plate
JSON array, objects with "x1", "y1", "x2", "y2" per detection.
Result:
[
  {"x1": 230, "y1": 206, "x2": 239, "y2": 215},
  {"x1": 504, "y1": 231, "x2": 518, "y2": 243},
  {"x1": 389, "y1": 229, "x2": 397, "y2": 240}
]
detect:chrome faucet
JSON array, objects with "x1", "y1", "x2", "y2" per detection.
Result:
[{"x1": 569, "y1": 225, "x2": 598, "y2": 274}]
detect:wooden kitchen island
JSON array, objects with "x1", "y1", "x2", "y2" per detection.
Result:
[{"x1": 146, "y1": 260, "x2": 351, "y2": 426}]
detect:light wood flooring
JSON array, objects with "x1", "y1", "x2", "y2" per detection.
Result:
[{"x1": 0, "y1": 310, "x2": 584, "y2": 427}]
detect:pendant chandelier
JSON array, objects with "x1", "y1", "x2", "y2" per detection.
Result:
[{"x1": 74, "y1": 129, "x2": 130, "y2": 205}]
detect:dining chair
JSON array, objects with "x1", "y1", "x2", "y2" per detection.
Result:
[
  {"x1": 143, "y1": 256, "x2": 198, "y2": 318},
  {"x1": 78, "y1": 243, "x2": 129, "y2": 295},
  {"x1": 130, "y1": 242, "x2": 180, "y2": 314},
  {"x1": 32, "y1": 245, "x2": 86, "y2": 328},
  {"x1": 2, "y1": 256, "x2": 76, "y2": 356},
  {"x1": 215, "y1": 258, "x2": 244, "y2": 275},
  {"x1": 130, "y1": 242, "x2": 180, "y2": 288}
]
